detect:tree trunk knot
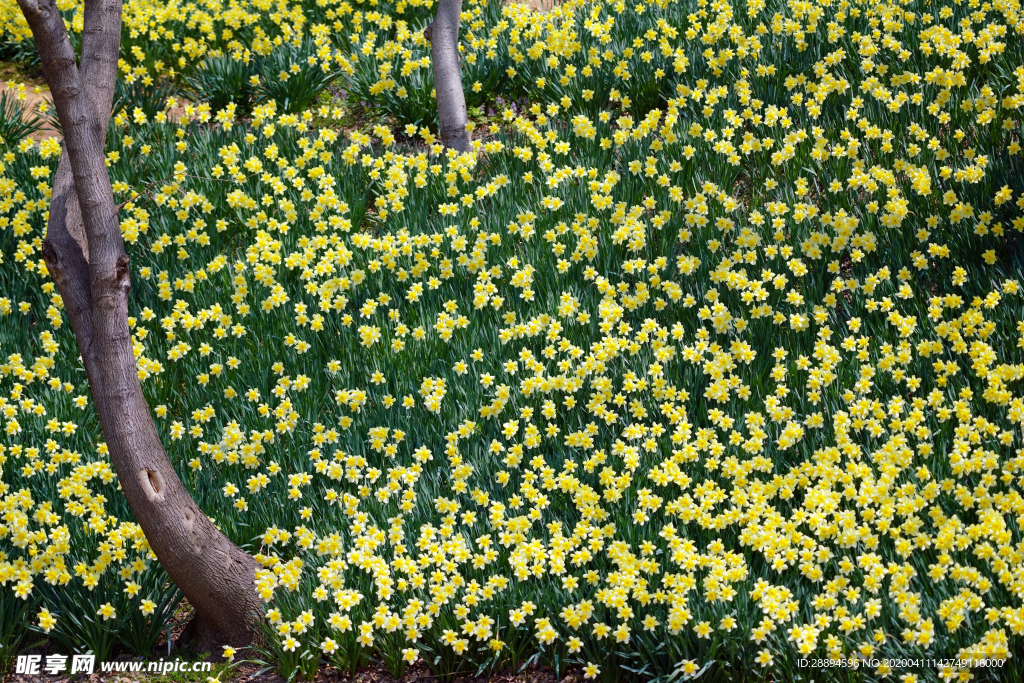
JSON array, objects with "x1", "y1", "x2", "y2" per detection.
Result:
[
  {"x1": 141, "y1": 468, "x2": 165, "y2": 501},
  {"x1": 115, "y1": 253, "x2": 131, "y2": 290},
  {"x1": 41, "y1": 240, "x2": 61, "y2": 280}
]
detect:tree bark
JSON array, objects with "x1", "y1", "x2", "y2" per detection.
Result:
[
  {"x1": 425, "y1": 0, "x2": 471, "y2": 152},
  {"x1": 18, "y1": 0, "x2": 261, "y2": 653}
]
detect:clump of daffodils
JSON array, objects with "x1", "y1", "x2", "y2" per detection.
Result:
[{"x1": 2, "y1": 0, "x2": 1024, "y2": 679}]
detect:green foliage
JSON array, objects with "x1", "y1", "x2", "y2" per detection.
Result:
[
  {"x1": 184, "y1": 55, "x2": 261, "y2": 116},
  {"x1": 0, "y1": 36, "x2": 40, "y2": 68},
  {"x1": 113, "y1": 76, "x2": 182, "y2": 122},
  {"x1": 116, "y1": 570, "x2": 183, "y2": 656},
  {"x1": 0, "y1": 90, "x2": 43, "y2": 147},
  {"x1": 36, "y1": 578, "x2": 123, "y2": 663},
  {"x1": 342, "y1": 0, "x2": 518, "y2": 130},
  {"x1": 255, "y1": 38, "x2": 342, "y2": 114},
  {"x1": 0, "y1": 590, "x2": 41, "y2": 675}
]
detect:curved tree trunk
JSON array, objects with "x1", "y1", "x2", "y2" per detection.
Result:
[
  {"x1": 17, "y1": 0, "x2": 261, "y2": 654},
  {"x1": 425, "y1": 0, "x2": 471, "y2": 152}
]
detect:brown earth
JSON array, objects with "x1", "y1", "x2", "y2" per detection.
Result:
[{"x1": 519, "y1": 0, "x2": 560, "y2": 10}]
